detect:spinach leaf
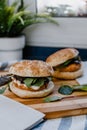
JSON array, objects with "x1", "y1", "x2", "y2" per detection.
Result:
[
  {"x1": 62, "y1": 59, "x2": 72, "y2": 67},
  {"x1": 58, "y1": 56, "x2": 80, "y2": 69},
  {"x1": 23, "y1": 78, "x2": 34, "y2": 87},
  {"x1": 0, "y1": 87, "x2": 7, "y2": 94},
  {"x1": 58, "y1": 84, "x2": 87, "y2": 95},
  {"x1": 33, "y1": 78, "x2": 45, "y2": 87},
  {"x1": 23, "y1": 78, "x2": 46, "y2": 87},
  {"x1": 58, "y1": 85, "x2": 73, "y2": 95},
  {"x1": 74, "y1": 84, "x2": 87, "y2": 91},
  {"x1": 44, "y1": 96, "x2": 62, "y2": 102},
  {"x1": 32, "y1": 78, "x2": 37, "y2": 84}
]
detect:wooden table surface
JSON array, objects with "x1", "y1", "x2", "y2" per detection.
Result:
[{"x1": 1, "y1": 71, "x2": 87, "y2": 119}]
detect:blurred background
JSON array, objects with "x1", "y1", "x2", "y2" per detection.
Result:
[
  {"x1": 37, "y1": 0, "x2": 87, "y2": 17},
  {"x1": 8, "y1": 0, "x2": 87, "y2": 61}
]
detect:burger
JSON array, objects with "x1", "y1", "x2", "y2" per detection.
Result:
[
  {"x1": 9, "y1": 60, "x2": 54, "y2": 98},
  {"x1": 46, "y1": 48, "x2": 83, "y2": 79}
]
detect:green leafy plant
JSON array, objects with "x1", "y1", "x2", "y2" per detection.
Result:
[{"x1": 0, "y1": 0, "x2": 58, "y2": 37}]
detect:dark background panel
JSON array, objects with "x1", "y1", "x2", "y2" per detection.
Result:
[{"x1": 23, "y1": 46, "x2": 87, "y2": 61}]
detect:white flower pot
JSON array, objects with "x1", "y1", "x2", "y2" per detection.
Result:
[{"x1": 0, "y1": 35, "x2": 25, "y2": 62}]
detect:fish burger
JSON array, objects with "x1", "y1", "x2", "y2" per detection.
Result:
[
  {"x1": 9, "y1": 60, "x2": 54, "y2": 98},
  {"x1": 46, "y1": 48, "x2": 83, "y2": 79}
]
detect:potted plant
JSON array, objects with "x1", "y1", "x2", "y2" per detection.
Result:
[{"x1": 0, "y1": 0, "x2": 57, "y2": 62}]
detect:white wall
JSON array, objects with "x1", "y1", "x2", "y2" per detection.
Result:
[
  {"x1": 9, "y1": 0, "x2": 87, "y2": 48},
  {"x1": 25, "y1": 17, "x2": 87, "y2": 48}
]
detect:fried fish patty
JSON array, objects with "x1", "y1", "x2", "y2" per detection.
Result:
[
  {"x1": 60, "y1": 63, "x2": 81, "y2": 72},
  {"x1": 13, "y1": 82, "x2": 47, "y2": 91}
]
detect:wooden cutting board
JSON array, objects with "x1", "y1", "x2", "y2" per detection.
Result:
[{"x1": 2, "y1": 76, "x2": 87, "y2": 119}]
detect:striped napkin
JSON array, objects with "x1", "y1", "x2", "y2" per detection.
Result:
[{"x1": 32, "y1": 115, "x2": 87, "y2": 130}]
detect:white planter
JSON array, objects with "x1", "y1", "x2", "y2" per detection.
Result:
[{"x1": 0, "y1": 35, "x2": 25, "y2": 62}]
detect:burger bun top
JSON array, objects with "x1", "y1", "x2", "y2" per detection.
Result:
[
  {"x1": 9, "y1": 60, "x2": 54, "y2": 77},
  {"x1": 46, "y1": 48, "x2": 79, "y2": 67}
]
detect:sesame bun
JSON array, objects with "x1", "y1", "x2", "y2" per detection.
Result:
[
  {"x1": 52, "y1": 65, "x2": 83, "y2": 79},
  {"x1": 9, "y1": 60, "x2": 53, "y2": 77},
  {"x1": 46, "y1": 48, "x2": 83, "y2": 79},
  {"x1": 9, "y1": 60, "x2": 54, "y2": 98},
  {"x1": 10, "y1": 81, "x2": 54, "y2": 98},
  {"x1": 46, "y1": 48, "x2": 79, "y2": 67}
]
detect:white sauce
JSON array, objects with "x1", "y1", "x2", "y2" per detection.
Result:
[{"x1": 31, "y1": 86, "x2": 40, "y2": 90}]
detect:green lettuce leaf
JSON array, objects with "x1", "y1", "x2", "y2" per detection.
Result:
[
  {"x1": 23, "y1": 78, "x2": 46, "y2": 88},
  {"x1": 23, "y1": 78, "x2": 34, "y2": 87},
  {"x1": 33, "y1": 78, "x2": 45, "y2": 87}
]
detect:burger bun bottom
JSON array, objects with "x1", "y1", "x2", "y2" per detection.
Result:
[
  {"x1": 53, "y1": 66, "x2": 83, "y2": 80},
  {"x1": 10, "y1": 81, "x2": 54, "y2": 98}
]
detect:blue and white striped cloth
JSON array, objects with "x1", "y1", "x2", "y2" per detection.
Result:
[
  {"x1": 0, "y1": 61, "x2": 87, "y2": 130},
  {"x1": 32, "y1": 115, "x2": 87, "y2": 130}
]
